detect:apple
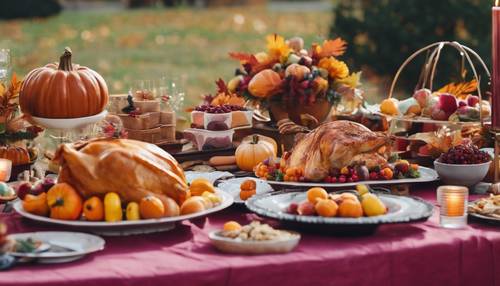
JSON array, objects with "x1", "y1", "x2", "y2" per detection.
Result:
[
  {"x1": 297, "y1": 201, "x2": 316, "y2": 216},
  {"x1": 16, "y1": 182, "x2": 32, "y2": 200},
  {"x1": 458, "y1": 100, "x2": 467, "y2": 108},
  {"x1": 466, "y1": 95, "x2": 480, "y2": 107},
  {"x1": 438, "y1": 93, "x2": 458, "y2": 114},
  {"x1": 41, "y1": 177, "x2": 55, "y2": 192},
  {"x1": 30, "y1": 182, "x2": 45, "y2": 196},
  {"x1": 431, "y1": 105, "x2": 448, "y2": 121}
]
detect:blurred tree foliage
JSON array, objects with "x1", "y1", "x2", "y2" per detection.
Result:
[
  {"x1": 331, "y1": 0, "x2": 492, "y2": 93},
  {"x1": 0, "y1": 0, "x2": 61, "y2": 20}
]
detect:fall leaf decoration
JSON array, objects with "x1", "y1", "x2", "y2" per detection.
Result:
[
  {"x1": 312, "y1": 38, "x2": 347, "y2": 59},
  {"x1": 437, "y1": 79, "x2": 478, "y2": 99},
  {"x1": 0, "y1": 73, "x2": 22, "y2": 119},
  {"x1": 215, "y1": 78, "x2": 229, "y2": 94},
  {"x1": 334, "y1": 72, "x2": 362, "y2": 89},
  {"x1": 228, "y1": 52, "x2": 258, "y2": 66}
]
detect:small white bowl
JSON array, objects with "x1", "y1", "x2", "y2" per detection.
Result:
[
  {"x1": 434, "y1": 159, "x2": 491, "y2": 187},
  {"x1": 209, "y1": 230, "x2": 300, "y2": 255}
]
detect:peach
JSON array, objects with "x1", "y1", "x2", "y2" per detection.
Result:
[
  {"x1": 297, "y1": 201, "x2": 316, "y2": 216},
  {"x1": 413, "y1": 88, "x2": 432, "y2": 107},
  {"x1": 338, "y1": 199, "x2": 363, "y2": 218},
  {"x1": 307, "y1": 187, "x2": 328, "y2": 204},
  {"x1": 315, "y1": 199, "x2": 338, "y2": 217}
]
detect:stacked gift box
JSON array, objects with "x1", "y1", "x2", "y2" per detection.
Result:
[{"x1": 108, "y1": 94, "x2": 176, "y2": 144}]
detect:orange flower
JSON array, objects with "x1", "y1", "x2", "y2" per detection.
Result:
[
  {"x1": 266, "y1": 34, "x2": 292, "y2": 63},
  {"x1": 318, "y1": 57, "x2": 349, "y2": 79}
]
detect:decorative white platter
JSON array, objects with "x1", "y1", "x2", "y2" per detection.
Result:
[
  {"x1": 246, "y1": 191, "x2": 433, "y2": 226},
  {"x1": 217, "y1": 177, "x2": 274, "y2": 204},
  {"x1": 31, "y1": 110, "x2": 108, "y2": 129},
  {"x1": 6, "y1": 231, "x2": 105, "y2": 263},
  {"x1": 209, "y1": 230, "x2": 300, "y2": 254},
  {"x1": 265, "y1": 166, "x2": 438, "y2": 189},
  {"x1": 13, "y1": 189, "x2": 233, "y2": 236}
]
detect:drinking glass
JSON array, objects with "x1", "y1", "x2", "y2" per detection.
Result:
[
  {"x1": 0, "y1": 49, "x2": 11, "y2": 83},
  {"x1": 133, "y1": 79, "x2": 157, "y2": 100}
]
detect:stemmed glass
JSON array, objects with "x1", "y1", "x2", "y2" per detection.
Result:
[
  {"x1": 0, "y1": 49, "x2": 11, "y2": 83},
  {"x1": 159, "y1": 76, "x2": 185, "y2": 112}
]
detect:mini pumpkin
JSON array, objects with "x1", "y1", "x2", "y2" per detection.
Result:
[
  {"x1": 47, "y1": 183, "x2": 83, "y2": 220},
  {"x1": 236, "y1": 134, "x2": 277, "y2": 172},
  {"x1": 285, "y1": 63, "x2": 310, "y2": 80},
  {"x1": 20, "y1": 47, "x2": 109, "y2": 119},
  {"x1": 189, "y1": 178, "x2": 215, "y2": 196},
  {"x1": 239, "y1": 179, "x2": 257, "y2": 201},
  {"x1": 0, "y1": 146, "x2": 30, "y2": 166},
  {"x1": 248, "y1": 69, "x2": 282, "y2": 98},
  {"x1": 83, "y1": 196, "x2": 104, "y2": 221}
]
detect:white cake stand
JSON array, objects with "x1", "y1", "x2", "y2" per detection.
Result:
[{"x1": 31, "y1": 110, "x2": 108, "y2": 130}]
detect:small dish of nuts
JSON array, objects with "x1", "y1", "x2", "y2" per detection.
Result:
[{"x1": 209, "y1": 221, "x2": 300, "y2": 254}]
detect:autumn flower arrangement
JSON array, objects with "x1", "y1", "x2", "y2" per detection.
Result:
[
  {"x1": 211, "y1": 34, "x2": 361, "y2": 106},
  {"x1": 0, "y1": 74, "x2": 41, "y2": 143}
]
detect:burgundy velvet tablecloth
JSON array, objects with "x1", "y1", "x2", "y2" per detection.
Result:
[{"x1": 0, "y1": 184, "x2": 499, "y2": 286}]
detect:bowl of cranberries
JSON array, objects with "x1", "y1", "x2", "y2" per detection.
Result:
[{"x1": 434, "y1": 144, "x2": 492, "y2": 186}]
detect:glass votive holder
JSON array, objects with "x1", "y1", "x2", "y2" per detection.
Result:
[
  {"x1": 437, "y1": 185, "x2": 468, "y2": 228},
  {"x1": 0, "y1": 158, "x2": 12, "y2": 182}
]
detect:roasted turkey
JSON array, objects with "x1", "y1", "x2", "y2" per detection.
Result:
[
  {"x1": 286, "y1": 121, "x2": 391, "y2": 181},
  {"x1": 54, "y1": 138, "x2": 189, "y2": 210}
]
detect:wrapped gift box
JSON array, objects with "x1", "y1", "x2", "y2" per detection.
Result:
[
  {"x1": 160, "y1": 111, "x2": 176, "y2": 125},
  {"x1": 160, "y1": 124, "x2": 176, "y2": 142},
  {"x1": 126, "y1": 127, "x2": 162, "y2": 143},
  {"x1": 134, "y1": 99, "x2": 160, "y2": 113},
  {"x1": 118, "y1": 112, "x2": 160, "y2": 130}
]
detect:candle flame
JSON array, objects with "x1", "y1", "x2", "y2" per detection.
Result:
[{"x1": 497, "y1": 0, "x2": 500, "y2": 6}]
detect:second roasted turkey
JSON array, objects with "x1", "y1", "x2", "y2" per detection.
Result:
[{"x1": 286, "y1": 121, "x2": 392, "y2": 182}]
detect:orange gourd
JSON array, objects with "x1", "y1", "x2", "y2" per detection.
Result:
[
  {"x1": 22, "y1": 193, "x2": 49, "y2": 216},
  {"x1": 83, "y1": 196, "x2": 104, "y2": 221},
  {"x1": 248, "y1": 69, "x2": 282, "y2": 98},
  {"x1": 236, "y1": 134, "x2": 277, "y2": 171},
  {"x1": 20, "y1": 47, "x2": 109, "y2": 119},
  {"x1": 0, "y1": 146, "x2": 30, "y2": 166},
  {"x1": 285, "y1": 64, "x2": 310, "y2": 80},
  {"x1": 47, "y1": 183, "x2": 83, "y2": 220}
]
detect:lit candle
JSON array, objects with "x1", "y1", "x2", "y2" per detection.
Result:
[
  {"x1": 437, "y1": 185, "x2": 468, "y2": 228},
  {"x1": 493, "y1": 1, "x2": 500, "y2": 131},
  {"x1": 0, "y1": 159, "x2": 12, "y2": 182}
]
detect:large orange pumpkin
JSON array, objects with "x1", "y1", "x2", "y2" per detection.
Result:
[
  {"x1": 236, "y1": 134, "x2": 277, "y2": 171},
  {"x1": 47, "y1": 183, "x2": 83, "y2": 220},
  {"x1": 19, "y1": 47, "x2": 109, "y2": 119},
  {"x1": 0, "y1": 146, "x2": 30, "y2": 166}
]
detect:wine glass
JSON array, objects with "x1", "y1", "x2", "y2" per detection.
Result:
[
  {"x1": 167, "y1": 76, "x2": 185, "y2": 112},
  {"x1": 133, "y1": 79, "x2": 157, "y2": 100},
  {"x1": 0, "y1": 49, "x2": 11, "y2": 83}
]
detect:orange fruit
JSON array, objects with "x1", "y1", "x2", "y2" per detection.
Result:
[
  {"x1": 223, "y1": 221, "x2": 242, "y2": 231},
  {"x1": 240, "y1": 189, "x2": 256, "y2": 201},
  {"x1": 83, "y1": 196, "x2": 104, "y2": 221},
  {"x1": 315, "y1": 199, "x2": 338, "y2": 217},
  {"x1": 139, "y1": 196, "x2": 165, "y2": 219},
  {"x1": 180, "y1": 197, "x2": 206, "y2": 215},
  {"x1": 240, "y1": 179, "x2": 257, "y2": 191},
  {"x1": 338, "y1": 199, "x2": 363, "y2": 218},
  {"x1": 340, "y1": 193, "x2": 359, "y2": 202},
  {"x1": 307, "y1": 187, "x2": 328, "y2": 204},
  {"x1": 163, "y1": 197, "x2": 180, "y2": 217}
]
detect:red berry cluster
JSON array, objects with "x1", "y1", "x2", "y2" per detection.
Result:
[
  {"x1": 195, "y1": 104, "x2": 246, "y2": 113},
  {"x1": 323, "y1": 167, "x2": 360, "y2": 183},
  {"x1": 439, "y1": 144, "x2": 491, "y2": 164}
]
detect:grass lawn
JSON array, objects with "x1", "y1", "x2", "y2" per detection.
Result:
[{"x1": 0, "y1": 6, "x2": 338, "y2": 111}]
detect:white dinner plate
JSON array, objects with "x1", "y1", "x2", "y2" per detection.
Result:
[
  {"x1": 265, "y1": 166, "x2": 438, "y2": 189},
  {"x1": 217, "y1": 177, "x2": 274, "y2": 204},
  {"x1": 13, "y1": 189, "x2": 233, "y2": 236},
  {"x1": 246, "y1": 190, "x2": 434, "y2": 226},
  {"x1": 6, "y1": 231, "x2": 105, "y2": 263},
  {"x1": 31, "y1": 110, "x2": 108, "y2": 129},
  {"x1": 209, "y1": 230, "x2": 300, "y2": 254}
]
